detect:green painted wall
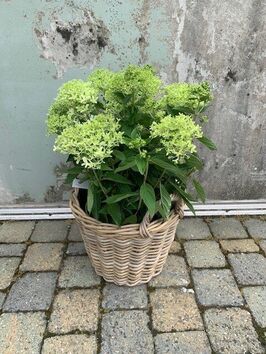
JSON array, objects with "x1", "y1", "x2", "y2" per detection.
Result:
[{"x1": 0, "y1": 0, "x2": 265, "y2": 203}]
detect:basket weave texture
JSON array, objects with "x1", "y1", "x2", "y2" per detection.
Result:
[{"x1": 70, "y1": 189, "x2": 184, "y2": 286}]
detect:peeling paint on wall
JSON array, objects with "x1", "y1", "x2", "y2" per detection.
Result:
[{"x1": 34, "y1": 7, "x2": 111, "y2": 78}]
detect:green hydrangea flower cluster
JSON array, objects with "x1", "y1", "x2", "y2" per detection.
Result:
[
  {"x1": 88, "y1": 69, "x2": 115, "y2": 92},
  {"x1": 47, "y1": 80, "x2": 98, "y2": 134},
  {"x1": 104, "y1": 65, "x2": 162, "y2": 114},
  {"x1": 54, "y1": 114, "x2": 123, "y2": 169},
  {"x1": 160, "y1": 82, "x2": 212, "y2": 114},
  {"x1": 151, "y1": 114, "x2": 203, "y2": 163},
  {"x1": 106, "y1": 65, "x2": 161, "y2": 98}
]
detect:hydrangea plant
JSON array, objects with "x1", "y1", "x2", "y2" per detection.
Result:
[{"x1": 47, "y1": 65, "x2": 215, "y2": 225}]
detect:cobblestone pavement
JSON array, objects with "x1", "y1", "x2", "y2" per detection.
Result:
[{"x1": 0, "y1": 217, "x2": 266, "y2": 354}]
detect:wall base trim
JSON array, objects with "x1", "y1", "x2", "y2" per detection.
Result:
[{"x1": 0, "y1": 200, "x2": 265, "y2": 220}]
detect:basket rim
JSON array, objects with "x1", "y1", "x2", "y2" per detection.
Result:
[{"x1": 69, "y1": 189, "x2": 184, "y2": 238}]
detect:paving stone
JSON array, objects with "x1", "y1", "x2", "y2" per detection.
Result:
[
  {"x1": 209, "y1": 217, "x2": 248, "y2": 239},
  {"x1": 3, "y1": 272, "x2": 57, "y2": 312},
  {"x1": 243, "y1": 286, "x2": 266, "y2": 327},
  {"x1": 0, "y1": 291, "x2": 5, "y2": 309},
  {"x1": 204, "y1": 308, "x2": 264, "y2": 354},
  {"x1": 155, "y1": 331, "x2": 212, "y2": 354},
  {"x1": 0, "y1": 221, "x2": 34, "y2": 243},
  {"x1": 0, "y1": 257, "x2": 20, "y2": 289},
  {"x1": 0, "y1": 243, "x2": 26, "y2": 257},
  {"x1": 184, "y1": 240, "x2": 226, "y2": 268},
  {"x1": 149, "y1": 255, "x2": 190, "y2": 287},
  {"x1": 68, "y1": 222, "x2": 82, "y2": 241},
  {"x1": 101, "y1": 310, "x2": 153, "y2": 354},
  {"x1": 192, "y1": 269, "x2": 243, "y2": 306},
  {"x1": 244, "y1": 218, "x2": 266, "y2": 239},
  {"x1": 259, "y1": 240, "x2": 266, "y2": 254},
  {"x1": 48, "y1": 289, "x2": 100, "y2": 334},
  {"x1": 228, "y1": 253, "x2": 266, "y2": 285},
  {"x1": 176, "y1": 218, "x2": 211, "y2": 240},
  {"x1": 31, "y1": 220, "x2": 69, "y2": 242},
  {"x1": 20, "y1": 243, "x2": 64, "y2": 271},
  {"x1": 58, "y1": 256, "x2": 100, "y2": 288},
  {"x1": 0, "y1": 312, "x2": 46, "y2": 354},
  {"x1": 42, "y1": 334, "x2": 97, "y2": 354},
  {"x1": 102, "y1": 284, "x2": 147, "y2": 309},
  {"x1": 169, "y1": 240, "x2": 181, "y2": 253},
  {"x1": 66, "y1": 242, "x2": 86, "y2": 255},
  {"x1": 150, "y1": 288, "x2": 203, "y2": 332},
  {"x1": 220, "y1": 239, "x2": 259, "y2": 253}
]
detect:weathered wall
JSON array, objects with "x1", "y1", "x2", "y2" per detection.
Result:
[{"x1": 0, "y1": 0, "x2": 265, "y2": 204}]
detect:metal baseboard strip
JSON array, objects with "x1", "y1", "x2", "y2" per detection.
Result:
[{"x1": 0, "y1": 200, "x2": 265, "y2": 220}]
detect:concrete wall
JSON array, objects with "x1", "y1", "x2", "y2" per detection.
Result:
[{"x1": 0, "y1": 0, "x2": 265, "y2": 204}]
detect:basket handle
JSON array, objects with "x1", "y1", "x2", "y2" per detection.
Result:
[
  {"x1": 139, "y1": 196, "x2": 184, "y2": 239},
  {"x1": 172, "y1": 195, "x2": 185, "y2": 219},
  {"x1": 139, "y1": 213, "x2": 152, "y2": 238}
]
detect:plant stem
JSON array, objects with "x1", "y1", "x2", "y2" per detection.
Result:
[
  {"x1": 154, "y1": 169, "x2": 166, "y2": 189},
  {"x1": 93, "y1": 170, "x2": 108, "y2": 198}
]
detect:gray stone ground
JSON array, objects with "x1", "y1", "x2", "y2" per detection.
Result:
[{"x1": 0, "y1": 217, "x2": 265, "y2": 354}]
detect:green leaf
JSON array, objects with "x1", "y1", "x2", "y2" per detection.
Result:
[
  {"x1": 114, "y1": 91, "x2": 132, "y2": 104},
  {"x1": 66, "y1": 155, "x2": 74, "y2": 162},
  {"x1": 105, "y1": 192, "x2": 138, "y2": 204},
  {"x1": 160, "y1": 184, "x2": 171, "y2": 217},
  {"x1": 112, "y1": 150, "x2": 126, "y2": 161},
  {"x1": 156, "y1": 203, "x2": 167, "y2": 219},
  {"x1": 186, "y1": 154, "x2": 203, "y2": 170},
  {"x1": 86, "y1": 184, "x2": 94, "y2": 213},
  {"x1": 198, "y1": 136, "x2": 217, "y2": 150},
  {"x1": 122, "y1": 215, "x2": 137, "y2": 225},
  {"x1": 99, "y1": 205, "x2": 109, "y2": 223},
  {"x1": 131, "y1": 127, "x2": 139, "y2": 138},
  {"x1": 135, "y1": 156, "x2": 147, "y2": 175},
  {"x1": 65, "y1": 173, "x2": 76, "y2": 184},
  {"x1": 100, "y1": 163, "x2": 112, "y2": 171},
  {"x1": 167, "y1": 105, "x2": 195, "y2": 116},
  {"x1": 67, "y1": 166, "x2": 83, "y2": 175},
  {"x1": 117, "y1": 184, "x2": 132, "y2": 194},
  {"x1": 192, "y1": 179, "x2": 206, "y2": 203},
  {"x1": 102, "y1": 172, "x2": 133, "y2": 185},
  {"x1": 115, "y1": 160, "x2": 136, "y2": 173},
  {"x1": 170, "y1": 182, "x2": 195, "y2": 215},
  {"x1": 107, "y1": 204, "x2": 122, "y2": 225},
  {"x1": 140, "y1": 183, "x2": 156, "y2": 217},
  {"x1": 91, "y1": 192, "x2": 100, "y2": 220},
  {"x1": 150, "y1": 157, "x2": 186, "y2": 183}
]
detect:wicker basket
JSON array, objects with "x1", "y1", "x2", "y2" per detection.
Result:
[{"x1": 70, "y1": 189, "x2": 184, "y2": 286}]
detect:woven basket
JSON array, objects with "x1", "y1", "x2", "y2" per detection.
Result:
[{"x1": 70, "y1": 189, "x2": 184, "y2": 286}]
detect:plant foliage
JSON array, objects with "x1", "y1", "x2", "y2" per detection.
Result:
[{"x1": 47, "y1": 65, "x2": 215, "y2": 225}]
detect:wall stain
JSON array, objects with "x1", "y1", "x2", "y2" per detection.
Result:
[
  {"x1": 44, "y1": 163, "x2": 71, "y2": 202},
  {"x1": 134, "y1": 0, "x2": 151, "y2": 64},
  {"x1": 225, "y1": 68, "x2": 237, "y2": 82},
  {"x1": 34, "y1": 8, "x2": 111, "y2": 78},
  {"x1": 15, "y1": 193, "x2": 35, "y2": 204}
]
